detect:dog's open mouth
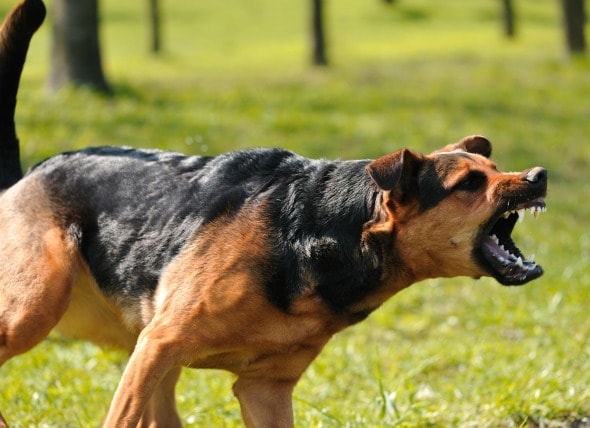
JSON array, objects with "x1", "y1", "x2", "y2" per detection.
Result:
[{"x1": 479, "y1": 198, "x2": 546, "y2": 285}]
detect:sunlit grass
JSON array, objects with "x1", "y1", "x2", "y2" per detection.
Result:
[{"x1": 1, "y1": 0, "x2": 589, "y2": 426}]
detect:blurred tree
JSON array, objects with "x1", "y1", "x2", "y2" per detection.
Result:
[
  {"x1": 560, "y1": 0, "x2": 586, "y2": 54},
  {"x1": 48, "y1": 0, "x2": 110, "y2": 93},
  {"x1": 311, "y1": 0, "x2": 327, "y2": 66},
  {"x1": 501, "y1": 0, "x2": 516, "y2": 38},
  {"x1": 149, "y1": 0, "x2": 161, "y2": 53}
]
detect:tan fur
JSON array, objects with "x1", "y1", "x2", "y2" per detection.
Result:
[
  {"x1": 100, "y1": 206, "x2": 345, "y2": 425},
  {"x1": 54, "y1": 263, "x2": 138, "y2": 351},
  {"x1": 0, "y1": 177, "x2": 77, "y2": 363}
]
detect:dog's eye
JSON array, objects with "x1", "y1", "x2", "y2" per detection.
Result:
[{"x1": 455, "y1": 171, "x2": 486, "y2": 192}]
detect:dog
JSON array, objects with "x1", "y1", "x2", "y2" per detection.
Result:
[{"x1": 0, "y1": 1, "x2": 547, "y2": 427}]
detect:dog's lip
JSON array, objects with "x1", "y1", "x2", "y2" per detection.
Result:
[{"x1": 477, "y1": 197, "x2": 546, "y2": 285}]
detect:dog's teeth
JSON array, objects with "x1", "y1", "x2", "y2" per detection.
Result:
[
  {"x1": 528, "y1": 254, "x2": 535, "y2": 263},
  {"x1": 491, "y1": 234, "x2": 499, "y2": 244},
  {"x1": 516, "y1": 257, "x2": 523, "y2": 267},
  {"x1": 502, "y1": 212, "x2": 511, "y2": 219},
  {"x1": 517, "y1": 209, "x2": 525, "y2": 223}
]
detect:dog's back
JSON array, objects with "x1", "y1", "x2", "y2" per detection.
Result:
[{"x1": 26, "y1": 144, "x2": 380, "y2": 312}]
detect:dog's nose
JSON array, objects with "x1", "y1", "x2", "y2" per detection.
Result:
[{"x1": 525, "y1": 167, "x2": 548, "y2": 184}]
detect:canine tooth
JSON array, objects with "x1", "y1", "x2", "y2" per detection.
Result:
[
  {"x1": 516, "y1": 257, "x2": 523, "y2": 267},
  {"x1": 517, "y1": 209, "x2": 525, "y2": 223},
  {"x1": 491, "y1": 234, "x2": 499, "y2": 244},
  {"x1": 528, "y1": 254, "x2": 535, "y2": 263},
  {"x1": 533, "y1": 210, "x2": 540, "y2": 219},
  {"x1": 502, "y1": 212, "x2": 510, "y2": 219}
]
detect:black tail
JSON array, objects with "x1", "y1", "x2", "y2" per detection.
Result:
[{"x1": 0, "y1": 0, "x2": 45, "y2": 190}]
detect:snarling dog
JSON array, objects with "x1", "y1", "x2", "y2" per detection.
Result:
[{"x1": 0, "y1": 1, "x2": 547, "y2": 427}]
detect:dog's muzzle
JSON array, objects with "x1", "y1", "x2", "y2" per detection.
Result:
[{"x1": 477, "y1": 167, "x2": 548, "y2": 285}]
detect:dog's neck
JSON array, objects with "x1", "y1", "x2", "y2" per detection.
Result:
[{"x1": 270, "y1": 160, "x2": 415, "y2": 318}]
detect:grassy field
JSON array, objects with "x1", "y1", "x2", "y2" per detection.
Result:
[{"x1": 1, "y1": 0, "x2": 590, "y2": 426}]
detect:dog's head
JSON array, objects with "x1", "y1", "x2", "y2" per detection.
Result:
[{"x1": 366, "y1": 135, "x2": 547, "y2": 286}]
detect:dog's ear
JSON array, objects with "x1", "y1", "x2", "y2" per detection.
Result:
[
  {"x1": 366, "y1": 149, "x2": 423, "y2": 202},
  {"x1": 434, "y1": 135, "x2": 492, "y2": 158}
]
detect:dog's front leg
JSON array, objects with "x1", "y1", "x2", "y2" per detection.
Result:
[
  {"x1": 102, "y1": 325, "x2": 179, "y2": 427},
  {"x1": 233, "y1": 376, "x2": 297, "y2": 428},
  {"x1": 137, "y1": 366, "x2": 182, "y2": 428},
  {"x1": 232, "y1": 344, "x2": 325, "y2": 428}
]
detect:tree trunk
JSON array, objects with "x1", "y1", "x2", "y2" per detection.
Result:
[
  {"x1": 501, "y1": 0, "x2": 516, "y2": 38},
  {"x1": 48, "y1": 0, "x2": 110, "y2": 93},
  {"x1": 148, "y1": 0, "x2": 161, "y2": 54},
  {"x1": 561, "y1": 0, "x2": 586, "y2": 54},
  {"x1": 311, "y1": 0, "x2": 328, "y2": 66}
]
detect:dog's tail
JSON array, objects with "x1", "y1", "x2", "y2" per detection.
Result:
[{"x1": 0, "y1": 0, "x2": 45, "y2": 190}]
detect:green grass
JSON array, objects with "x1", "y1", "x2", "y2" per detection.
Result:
[{"x1": 1, "y1": 0, "x2": 590, "y2": 426}]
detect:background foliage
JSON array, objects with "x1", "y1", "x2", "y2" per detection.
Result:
[{"x1": 1, "y1": 0, "x2": 589, "y2": 426}]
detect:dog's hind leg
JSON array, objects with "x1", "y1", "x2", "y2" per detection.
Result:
[
  {"x1": 0, "y1": 181, "x2": 78, "y2": 428},
  {"x1": 0, "y1": 179, "x2": 78, "y2": 366}
]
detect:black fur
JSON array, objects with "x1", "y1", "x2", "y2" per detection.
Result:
[
  {"x1": 417, "y1": 158, "x2": 454, "y2": 210},
  {"x1": 32, "y1": 146, "x2": 389, "y2": 313},
  {"x1": 0, "y1": 0, "x2": 45, "y2": 189},
  {"x1": 417, "y1": 153, "x2": 487, "y2": 210}
]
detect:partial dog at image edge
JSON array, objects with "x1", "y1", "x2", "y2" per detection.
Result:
[{"x1": 0, "y1": 1, "x2": 548, "y2": 427}]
